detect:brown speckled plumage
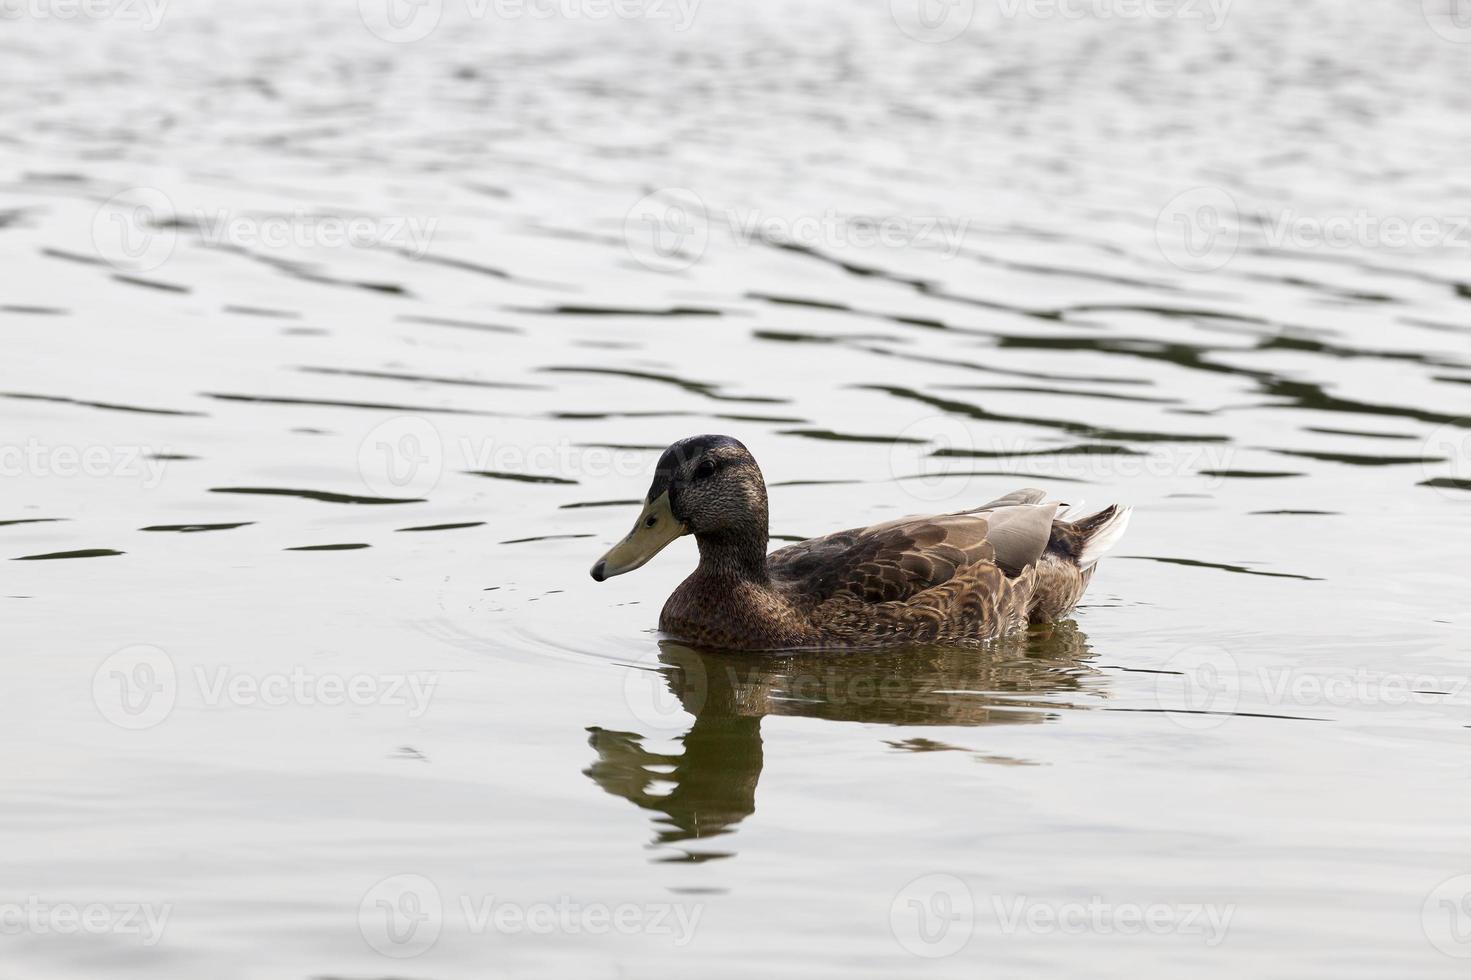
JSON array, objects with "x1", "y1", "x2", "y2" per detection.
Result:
[{"x1": 593, "y1": 435, "x2": 1130, "y2": 652}]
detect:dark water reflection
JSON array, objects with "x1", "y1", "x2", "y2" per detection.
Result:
[{"x1": 587, "y1": 625, "x2": 1097, "y2": 859}]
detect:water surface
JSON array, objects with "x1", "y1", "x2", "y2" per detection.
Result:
[{"x1": 3, "y1": 0, "x2": 1469, "y2": 976}]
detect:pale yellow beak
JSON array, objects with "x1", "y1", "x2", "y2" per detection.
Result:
[{"x1": 590, "y1": 492, "x2": 687, "y2": 581}]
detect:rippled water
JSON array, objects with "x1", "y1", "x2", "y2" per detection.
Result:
[{"x1": 4, "y1": 0, "x2": 1470, "y2": 976}]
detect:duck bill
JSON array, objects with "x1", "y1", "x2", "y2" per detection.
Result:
[{"x1": 590, "y1": 492, "x2": 687, "y2": 581}]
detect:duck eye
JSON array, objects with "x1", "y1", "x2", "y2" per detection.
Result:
[{"x1": 693, "y1": 459, "x2": 717, "y2": 480}]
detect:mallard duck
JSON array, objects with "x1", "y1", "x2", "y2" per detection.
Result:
[{"x1": 590, "y1": 435, "x2": 1130, "y2": 650}]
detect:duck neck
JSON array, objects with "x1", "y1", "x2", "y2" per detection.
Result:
[{"x1": 693, "y1": 524, "x2": 770, "y2": 586}]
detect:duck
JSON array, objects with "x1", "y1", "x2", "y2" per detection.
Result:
[{"x1": 589, "y1": 434, "x2": 1130, "y2": 651}]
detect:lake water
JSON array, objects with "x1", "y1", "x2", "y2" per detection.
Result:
[{"x1": 3, "y1": 0, "x2": 1470, "y2": 976}]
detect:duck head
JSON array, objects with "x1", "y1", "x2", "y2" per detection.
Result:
[{"x1": 590, "y1": 434, "x2": 768, "y2": 581}]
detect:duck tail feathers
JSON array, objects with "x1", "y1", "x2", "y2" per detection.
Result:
[{"x1": 1074, "y1": 505, "x2": 1132, "y2": 568}]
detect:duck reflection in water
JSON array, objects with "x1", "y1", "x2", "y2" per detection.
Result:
[{"x1": 585, "y1": 622, "x2": 1101, "y2": 860}]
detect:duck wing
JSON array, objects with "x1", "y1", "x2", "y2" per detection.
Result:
[{"x1": 768, "y1": 498, "x2": 1058, "y2": 605}]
